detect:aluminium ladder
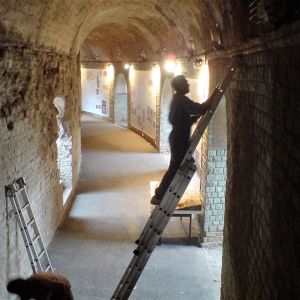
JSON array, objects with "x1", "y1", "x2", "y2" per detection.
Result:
[
  {"x1": 5, "y1": 177, "x2": 54, "y2": 273},
  {"x1": 112, "y1": 56, "x2": 240, "y2": 300}
]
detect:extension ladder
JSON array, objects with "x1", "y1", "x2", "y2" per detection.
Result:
[
  {"x1": 5, "y1": 177, "x2": 54, "y2": 273},
  {"x1": 111, "y1": 56, "x2": 240, "y2": 299}
]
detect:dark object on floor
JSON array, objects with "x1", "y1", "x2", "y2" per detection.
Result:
[{"x1": 7, "y1": 272, "x2": 74, "y2": 300}]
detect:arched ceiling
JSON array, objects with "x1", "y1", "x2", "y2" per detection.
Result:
[
  {"x1": 0, "y1": 0, "x2": 249, "y2": 61},
  {"x1": 76, "y1": 0, "x2": 218, "y2": 62}
]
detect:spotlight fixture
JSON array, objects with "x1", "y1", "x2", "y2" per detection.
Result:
[
  {"x1": 140, "y1": 50, "x2": 146, "y2": 62},
  {"x1": 164, "y1": 60, "x2": 176, "y2": 73},
  {"x1": 193, "y1": 57, "x2": 203, "y2": 69},
  {"x1": 164, "y1": 53, "x2": 177, "y2": 73},
  {"x1": 210, "y1": 23, "x2": 222, "y2": 48},
  {"x1": 124, "y1": 63, "x2": 130, "y2": 70},
  {"x1": 187, "y1": 37, "x2": 196, "y2": 59},
  {"x1": 161, "y1": 48, "x2": 167, "y2": 57}
]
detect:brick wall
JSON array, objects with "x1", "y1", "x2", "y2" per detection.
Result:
[
  {"x1": 222, "y1": 48, "x2": 300, "y2": 300},
  {"x1": 0, "y1": 46, "x2": 81, "y2": 300},
  {"x1": 198, "y1": 58, "x2": 228, "y2": 245},
  {"x1": 203, "y1": 148, "x2": 226, "y2": 243},
  {"x1": 128, "y1": 62, "x2": 158, "y2": 143}
]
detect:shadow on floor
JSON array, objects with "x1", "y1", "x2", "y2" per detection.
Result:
[{"x1": 76, "y1": 170, "x2": 165, "y2": 194}]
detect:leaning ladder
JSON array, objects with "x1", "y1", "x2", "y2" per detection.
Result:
[
  {"x1": 111, "y1": 56, "x2": 240, "y2": 299},
  {"x1": 5, "y1": 177, "x2": 54, "y2": 273}
]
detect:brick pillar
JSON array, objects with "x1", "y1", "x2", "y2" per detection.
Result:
[
  {"x1": 199, "y1": 59, "x2": 228, "y2": 245},
  {"x1": 159, "y1": 77, "x2": 172, "y2": 152},
  {"x1": 203, "y1": 147, "x2": 227, "y2": 244}
]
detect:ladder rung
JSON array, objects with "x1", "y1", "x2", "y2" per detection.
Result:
[
  {"x1": 38, "y1": 249, "x2": 46, "y2": 259},
  {"x1": 44, "y1": 264, "x2": 52, "y2": 272},
  {"x1": 27, "y1": 218, "x2": 35, "y2": 227},
  {"x1": 32, "y1": 234, "x2": 40, "y2": 243},
  {"x1": 21, "y1": 203, "x2": 30, "y2": 210},
  {"x1": 6, "y1": 178, "x2": 54, "y2": 274}
]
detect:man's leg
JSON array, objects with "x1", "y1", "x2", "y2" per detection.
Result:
[{"x1": 152, "y1": 144, "x2": 187, "y2": 204}]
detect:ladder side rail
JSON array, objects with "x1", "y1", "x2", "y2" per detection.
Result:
[
  {"x1": 135, "y1": 58, "x2": 238, "y2": 248},
  {"x1": 8, "y1": 192, "x2": 38, "y2": 273},
  {"x1": 134, "y1": 165, "x2": 194, "y2": 253},
  {"x1": 181, "y1": 57, "x2": 239, "y2": 164},
  {"x1": 134, "y1": 163, "x2": 190, "y2": 246},
  {"x1": 135, "y1": 167, "x2": 195, "y2": 257},
  {"x1": 14, "y1": 189, "x2": 44, "y2": 273},
  {"x1": 114, "y1": 169, "x2": 188, "y2": 296},
  {"x1": 112, "y1": 168, "x2": 194, "y2": 299},
  {"x1": 113, "y1": 167, "x2": 196, "y2": 299},
  {"x1": 112, "y1": 57, "x2": 239, "y2": 299},
  {"x1": 19, "y1": 187, "x2": 54, "y2": 272},
  {"x1": 111, "y1": 255, "x2": 140, "y2": 298},
  {"x1": 30, "y1": 219, "x2": 54, "y2": 272},
  {"x1": 136, "y1": 61, "x2": 237, "y2": 251}
]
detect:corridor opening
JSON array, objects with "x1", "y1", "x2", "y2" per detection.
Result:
[{"x1": 53, "y1": 96, "x2": 73, "y2": 204}]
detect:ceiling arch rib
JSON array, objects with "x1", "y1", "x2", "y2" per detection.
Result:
[
  {"x1": 73, "y1": 1, "x2": 211, "y2": 62},
  {"x1": 81, "y1": 22, "x2": 159, "y2": 62},
  {"x1": 80, "y1": 19, "x2": 188, "y2": 62}
]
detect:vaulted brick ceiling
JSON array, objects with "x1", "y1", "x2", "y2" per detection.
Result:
[
  {"x1": 0, "y1": 0, "x2": 251, "y2": 61},
  {"x1": 77, "y1": 0, "x2": 230, "y2": 62}
]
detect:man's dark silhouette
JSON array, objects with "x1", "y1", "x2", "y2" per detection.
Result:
[{"x1": 151, "y1": 74, "x2": 214, "y2": 205}]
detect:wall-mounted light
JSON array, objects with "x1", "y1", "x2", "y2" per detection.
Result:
[
  {"x1": 197, "y1": 62, "x2": 209, "y2": 103},
  {"x1": 152, "y1": 63, "x2": 161, "y2": 91},
  {"x1": 107, "y1": 63, "x2": 114, "y2": 81},
  {"x1": 164, "y1": 60, "x2": 176, "y2": 73},
  {"x1": 129, "y1": 64, "x2": 135, "y2": 81},
  {"x1": 124, "y1": 63, "x2": 130, "y2": 70},
  {"x1": 174, "y1": 60, "x2": 183, "y2": 76},
  {"x1": 193, "y1": 57, "x2": 203, "y2": 69},
  {"x1": 210, "y1": 23, "x2": 222, "y2": 48},
  {"x1": 187, "y1": 37, "x2": 196, "y2": 59},
  {"x1": 140, "y1": 50, "x2": 146, "y2": 62},
  {"x1": 161, "y1": 48, "x2": 167, "y2": 58},
  {"x1": 164, "y1": 54, "x2": 177, "y2": 73}
]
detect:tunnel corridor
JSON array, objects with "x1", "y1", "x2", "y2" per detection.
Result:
[{"x1": 0, "y1": 1, "x2": 299, "y2": 299}]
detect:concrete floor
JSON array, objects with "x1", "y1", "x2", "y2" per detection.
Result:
[{"x1": 48, "y1": 114, "x2": 222, "y2": 300}]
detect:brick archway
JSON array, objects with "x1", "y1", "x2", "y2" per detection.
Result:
[{"x1": 53, "y1": 96, "x2": 73, "y2": 204}]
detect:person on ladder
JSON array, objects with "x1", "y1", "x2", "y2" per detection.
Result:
[{"x1": 151, "y1": 74, "x2": 215, "y2": 205}]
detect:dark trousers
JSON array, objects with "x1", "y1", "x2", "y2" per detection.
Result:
[{"x1": 155, "y1": 130, "x2": 189, "y2": 199}]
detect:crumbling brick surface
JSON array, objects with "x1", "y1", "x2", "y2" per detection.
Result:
[{"x1": 0, "y1": 46, "x2": 81, "y2": 299}]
